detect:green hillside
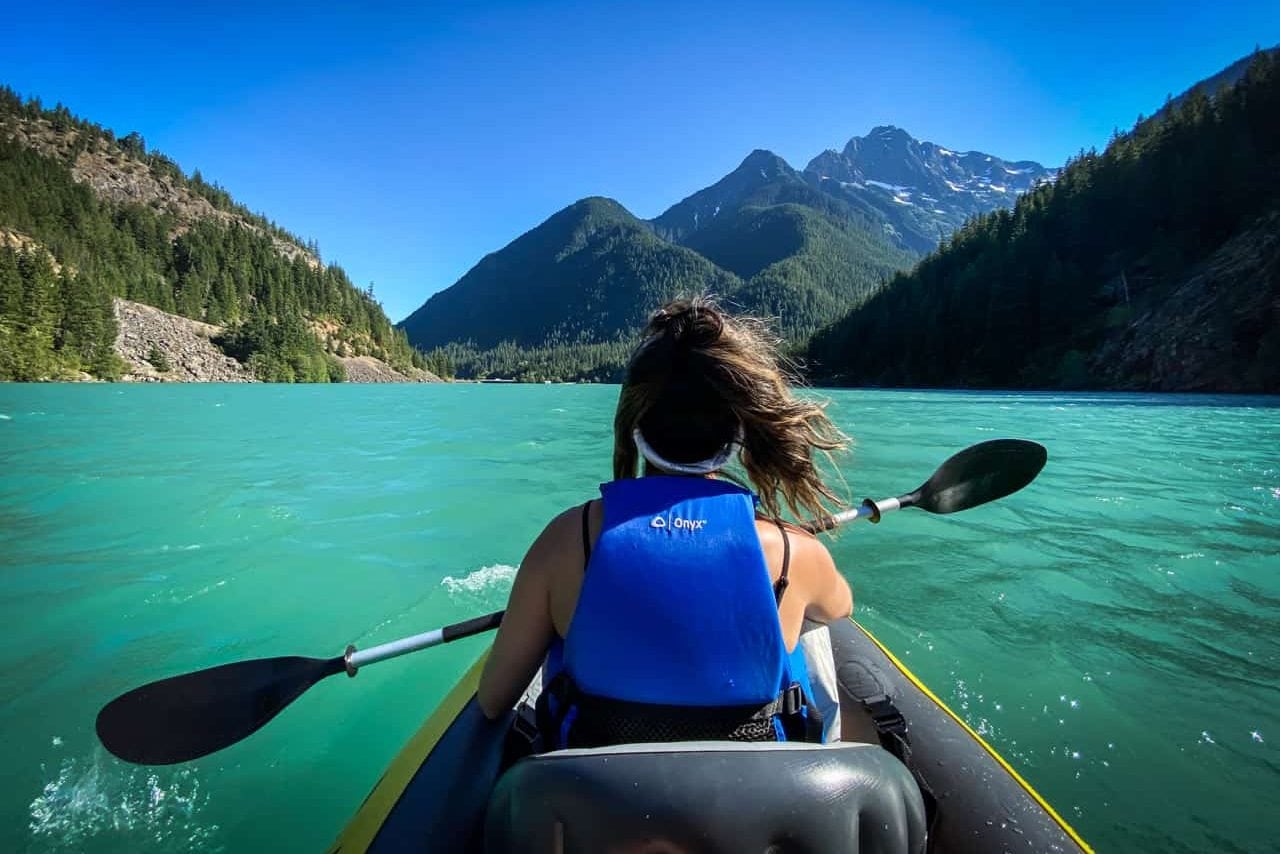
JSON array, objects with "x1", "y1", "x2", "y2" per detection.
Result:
[
  {"x1": 0, "y1": 86, "x2": 429, "y2": 382},
  {"x1": 400, "y1": 196, "x2": 742, "y2": 351},
  {"x1": 689, "y1": 203, "x2": 915, "y2": 341},
  {"x1": 401, "y1": 152, "x2": 916, "y2": 379},
  {"x1": 807, "y1": 50, "x2": 1280, "y2": 392}
]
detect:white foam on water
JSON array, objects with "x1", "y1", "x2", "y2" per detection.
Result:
[
  {"x1": 143, "y1": 544, "x2": 204, "y2": 556},
  {"x1": 145, "y1": 579, "x2": 228, "y2": 606},
  {"x1": 29, "y1": 751, "x2": 221, "y2": 851},
  {"x1": 0, "y1": 413, "x2": 11, "y2": 420},
  {"x1": 441, "y1": 564, "x2": 517, "y2": 600}
]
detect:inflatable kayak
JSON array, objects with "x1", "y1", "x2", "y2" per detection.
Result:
[{"x1": 328, "y1": 617, "x2": 1093, "y2": 853}]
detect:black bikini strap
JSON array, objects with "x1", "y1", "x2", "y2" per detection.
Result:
[
  {"x1": 773, "y1": 519, "x2": 791, "y2": 606},
  {"x1": 581, "y1": 501, "x2": 593, "y2": 568}
]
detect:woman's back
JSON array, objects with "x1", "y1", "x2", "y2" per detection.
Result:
[
  {"x1": 547, "y1": 488, "x2": 849, "y2": 657},
  {"x1": 476, "y1": 297, "x2": 854, "y2": 744}
]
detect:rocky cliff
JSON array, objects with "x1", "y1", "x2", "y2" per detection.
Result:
[
  {"x1": 112, "y1": 298, "x2": 440, "y2": 383},
  {"x1": 1090, "y1": 209, "x2": 1280, "y2": 391}
]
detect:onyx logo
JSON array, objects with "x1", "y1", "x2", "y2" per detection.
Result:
[{"x1": 650, "y1": 515, "x2": 707, "y2": 531}]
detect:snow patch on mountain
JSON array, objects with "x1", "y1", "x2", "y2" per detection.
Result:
[{"x1": 801, "y1": 126, "x2": 1056, "y2": 253}]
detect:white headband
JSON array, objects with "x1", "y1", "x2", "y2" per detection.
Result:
[{"x1": 632, "y1": 427, "x2": 741, "y2": 475}]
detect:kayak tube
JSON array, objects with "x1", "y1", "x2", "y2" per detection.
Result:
[{"x1": 329, "y1": 618, "x2": 1093, "y2": 853}]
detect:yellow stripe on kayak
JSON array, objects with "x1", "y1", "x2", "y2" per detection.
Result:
[
  {"x1": 328, "y1": 650, "x2": 491, "y2": 854},
  {"x1": 853, "y1": 619, "x2": 1094, "y2": 854}
]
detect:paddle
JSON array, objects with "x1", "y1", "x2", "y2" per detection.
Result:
[
  {"x1": 804, "y1": 438, "x2": 1048, "y2": 532},
  {"x1": 96, "y1": 438, "x2": 1046, "y2": 765},
  {"x1": 95, "y1": 611, "x2": 504, "y2": 765}
]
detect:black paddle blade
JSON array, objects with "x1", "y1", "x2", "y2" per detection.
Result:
[
  {"x1": 905, "y1": 439, "x2": 1047, "y2": 514},
  {"x1": 96, "y1": 655, "x2": 344, "y2": 765}
]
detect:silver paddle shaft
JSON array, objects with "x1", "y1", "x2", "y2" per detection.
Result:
[{"x1": 813, "y1": 496, "x2": 904, "y2": 531}]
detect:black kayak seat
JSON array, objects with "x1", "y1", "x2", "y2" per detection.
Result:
[{"x1": 483, "y1": 741, "x2": 926, "y2": 854}]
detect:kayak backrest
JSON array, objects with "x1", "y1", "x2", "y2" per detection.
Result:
[{"x1": 483, "y1": 741, "x2": 926, "y2": 854}]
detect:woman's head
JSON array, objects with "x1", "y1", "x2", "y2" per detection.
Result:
[{"x1": 613, "y1": 297, "x2": 848, "y2": 521}]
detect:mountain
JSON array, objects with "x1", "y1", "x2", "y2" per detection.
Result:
[
  {"x1": 399, "y1": 197, "x2": 741, "y2": 350},
  {"x1": 401, "y1": 129, "x2": 1047, "y2": 376},
  {"x1": 400, "y1": 165, "x2": 915, "y2": 365},
  {"x1": 806, "y1": 51, "x2": 1280, "y2": 392},
  {"x1": 1157, "y1": 44, "x2": 1279, "y2": 119},
  {"x1": 804, "y1": 125, "x2": 1055, "y2": 253},
  {"x1": 650, "y1": 149, "x2": 861, "y2": 247},
  {"x1": 0, "y1": 86, "x2": 439, "y2": 382},
  {"x1": 650, "y1": 149, "x2": 916, "y2": 337}
]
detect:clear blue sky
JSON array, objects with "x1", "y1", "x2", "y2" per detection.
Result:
[{"x1": 6, "y1": 1, "x2": 1277, "y2": 321}]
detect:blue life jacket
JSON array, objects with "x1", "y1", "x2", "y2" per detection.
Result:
[{"x1": 538, "y1": 476, "x2": 822, "y2": 748}]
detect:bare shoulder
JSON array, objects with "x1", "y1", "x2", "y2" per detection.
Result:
[
  {"x1": 785, "y1": 523, "x2": 838, "y2": 573},
  {"x1": 753, "y1": 518, "x2": 836, "y2": 573},
  {"x1": 524, "y1": 502, "x2": 591, "y2": 568},
  {"x1": 753, "y1": 517, "x2": 824, "y2": 547},
  {"x1": 544, "y1": 502, "x2": 588, "y2": 538}
]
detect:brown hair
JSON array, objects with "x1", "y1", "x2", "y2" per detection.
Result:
[{"x1": 613, "y1": 296, "x2": 849, "y2": 522}]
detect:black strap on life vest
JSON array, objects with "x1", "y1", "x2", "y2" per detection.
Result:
[{"x1": 536, "y1": 671, "x2": 821, "y2": 750}]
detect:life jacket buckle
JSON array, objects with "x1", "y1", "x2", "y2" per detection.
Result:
[
  {"x1": 512, "y1": 703, "x2": 541, "y2": 744},
  {"x1": 781, "y1": 683, "x2": 804, "y2": 716},
  {"x1": 504, "y1": 702, "x2": 545, "y2": 769}
]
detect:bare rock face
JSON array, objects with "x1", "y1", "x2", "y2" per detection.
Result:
[
  {"x1": 339, "y1": 355, "x2": 441, "y2": 383},
  {"x1": 1, "y1": 227, "x2": 55, "y2": 262},
  {"x1": 111, "y1": 299, "x2": 443, "y2": 383},
  {"x1": 112, "y1": 298, "x2": 256, "y2": 383},
  {"x1": 1090, "y1": 209, "x2": 1280, "y2": 392}
]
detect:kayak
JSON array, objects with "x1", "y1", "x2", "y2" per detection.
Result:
[{"x1": 328, "y1": 617, "x2": 1093, "y2": 853}]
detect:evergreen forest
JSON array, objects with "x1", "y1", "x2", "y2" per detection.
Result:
[
  {"x1": 0, "y1": 87, "x2": 429, "y2": 381},
  {"x1": 806, "y1": 50, "x2": 1280, "y2": 392}
]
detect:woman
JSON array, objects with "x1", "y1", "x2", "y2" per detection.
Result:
[{"x1": 477, "y1": 297, "x2": 853, "y2": 747}]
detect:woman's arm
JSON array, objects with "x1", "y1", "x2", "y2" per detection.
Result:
[
  {"x1": 476, "y1": 509, "x2": 573, "y2": 719},
  {"x1": 798, "y1": 535, "x2": 853, "y2": 623}
]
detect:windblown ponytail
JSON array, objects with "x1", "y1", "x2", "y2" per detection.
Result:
[{"x1": 613, "y1": 297, "x2": 849, "y2": 522}]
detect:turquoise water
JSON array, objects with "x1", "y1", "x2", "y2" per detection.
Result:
[{"x1": 1, "y1": 385, "x2": 1277, "y2": 853}]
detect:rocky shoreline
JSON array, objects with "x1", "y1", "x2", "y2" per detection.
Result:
[
  {"x1": 113, "y1": 299, "x2": 255, "y2": 382},
  {"x1": 111, "y1": 298, "x2": 440, "y2": 383}
]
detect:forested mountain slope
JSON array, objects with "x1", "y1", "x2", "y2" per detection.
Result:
[
  {"x1": 400, "y1": 129, "x2": 1044, "y2": 379},
  {"x1": 654, "y1": 150, "x2": 916, "y2": 339},
  {"x1": 399, "y1": 197, "x2": 741, "y2": 351},
  {"x1": 806, "y1": 50, "x2": 1280, "y2": 392},
  {"x1": 0, "y1": 87, "x2": 435, "y2": 382}
]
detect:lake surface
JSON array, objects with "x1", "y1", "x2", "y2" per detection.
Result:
[{"x1": 1, "y1": 385, "x2": 1277, "y2": 853}]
